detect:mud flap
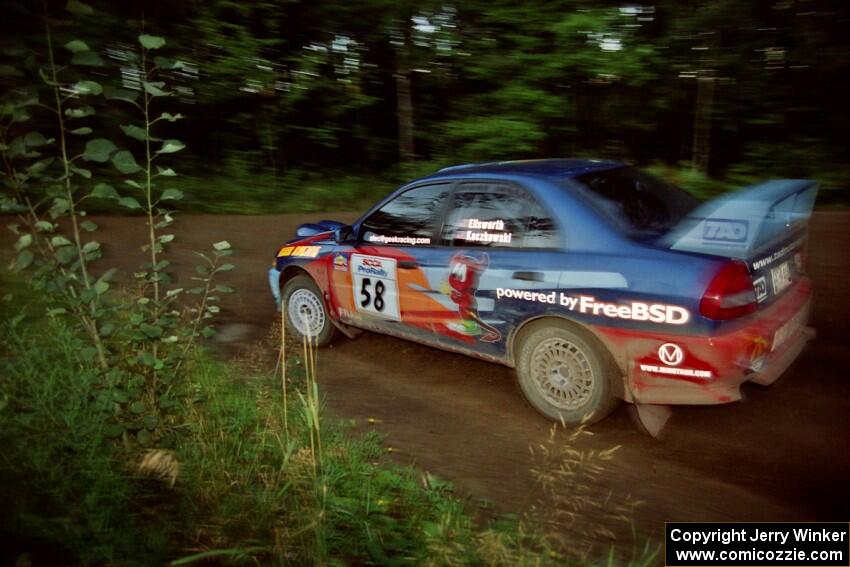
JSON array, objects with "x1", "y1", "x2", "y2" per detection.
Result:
[
  {"x1": 628, "y1": 404, "x2": 672, "y2": 439},
  {"x1": 331, "y1": 318, "x2": 364, "y2": 340},
  {"x1": 320, "y1": 289, "x2": 363, "y2": 340}
]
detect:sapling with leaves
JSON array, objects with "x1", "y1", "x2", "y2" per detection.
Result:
[
  {"x1": 77, "y1": 29, "x2": 234, "y2": 445},
  {"x1": 1, "y1": 1, "x2": 114, "y2": 369},
  {"x1": 2, "y1": 4, "x2": 235, "y2": 449},
  {"x1": 178, "y1": 241, "x2": 236, "y2": 364},
  {"x1": 77, "y1": 32, "x2": 189, "y2": 379}
]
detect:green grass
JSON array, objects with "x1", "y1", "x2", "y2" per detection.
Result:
[
  {"x1": 0, "y1": 275, "x2": 549, "y2": 565},
  {"x1": 0, "y1": 292, "x2": 175, "y2": 565},
  {"x1": 170, "y1": 170, "x2": 389, "y2": 214}
]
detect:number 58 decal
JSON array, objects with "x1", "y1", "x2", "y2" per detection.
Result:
[{"x1": 351, "y1": 254, "x2": 401, "y2": 320}]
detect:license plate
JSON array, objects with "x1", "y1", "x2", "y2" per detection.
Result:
[
  {"x1": 770, "y1": 261, "x2": 792, "y2": 295},
  {"x1": 772, "y1": 307, "x2": 806, "y2": 351}
]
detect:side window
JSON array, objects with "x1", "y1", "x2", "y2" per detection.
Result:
[
  {"x1": 360, "y1": 183, "x2": 451, "y2": 246},
  {"x1": 523, "y1": 199, "x2": 560, "y2": 248},
  {"x1": 441, "y1": 183, "x2": 560, "y2": 249}
]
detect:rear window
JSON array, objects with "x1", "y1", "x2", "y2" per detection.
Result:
[{"x1": 571, "y1": 166, "x2": 698, "y2": 236}]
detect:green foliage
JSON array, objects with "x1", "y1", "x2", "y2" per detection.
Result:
[
  {"x1": 724, "y1": 140, "x2": 850, "y2": 197},
  {"x1": 139, "y1": 34, "x2": 166, "y2": 50},
  {"x1": 0, "y1": 296, "x2": 174, "y2": 565},
  {"x1": 644, "y1": 162, "x2": 729, "y2": 200},
  {"x1": 5, "y1": 0, "x2": 846, "y2": 213},
  {"x1": 0, "y1": 7, "x2": 239, "y2": 455},
  {"x1": 0, "y1": 8, "x2": 113, "y2": 369},
  {"x1": 66, "y1": 0, "x2": 94, "y2": 16},
  {"x1": 111, "y1": 150, "x2": 142, "y2": 174},
  {"x1": 83, "y1": 137, "x2": 118, "y2": 162},
  {"x1": 648, "y1": 142, "x2": 850, "y2": 203}
]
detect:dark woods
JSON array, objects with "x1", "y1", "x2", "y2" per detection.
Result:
[{"x1": 2, "y1": 0, "x2": 849, "y2": 204}]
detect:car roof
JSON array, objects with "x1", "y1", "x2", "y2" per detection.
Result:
[{"x1": 424, "y1": 158, "x2": 623, "y2": 182}]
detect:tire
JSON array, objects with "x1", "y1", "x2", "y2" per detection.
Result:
[
  {"x1": 282, "y1": 274, "x2": 338, "y2": 347},
  {"x1": 515, "y1": 320, "x2": 620, "y2": 425}
]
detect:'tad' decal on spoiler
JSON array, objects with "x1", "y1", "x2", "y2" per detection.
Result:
[{"x1": 702, "y1": 219, "x2": 749, "y2": 243}]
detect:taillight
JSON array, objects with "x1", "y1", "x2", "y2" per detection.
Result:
[{"x1": 700, "y1": 260, "x2": 757, "y2": 320}]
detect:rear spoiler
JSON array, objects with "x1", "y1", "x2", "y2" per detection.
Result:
[{"x1": 662, "y1": 179, "x2": 818, "y2": 260}]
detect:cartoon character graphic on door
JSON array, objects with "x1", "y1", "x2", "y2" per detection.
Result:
[{"x1": 444, "y1": 252, "x2": 501, "y2": 343}]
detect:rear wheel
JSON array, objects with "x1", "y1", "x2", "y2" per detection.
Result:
[
  {"x1": 515, "y1": 320, "x2": 620, "y2": 424},
  {"x1": 282, "y1": 274, "x2": 337, "y2": 347}
]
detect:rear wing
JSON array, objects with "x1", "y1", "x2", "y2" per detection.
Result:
[{"x1": 662, "y1": 179, "x2": 818, "y2": 260}]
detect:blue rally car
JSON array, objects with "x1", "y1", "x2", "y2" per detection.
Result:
[{"x1": 269, "y1": 159, "x2": 816, "y2": 428}]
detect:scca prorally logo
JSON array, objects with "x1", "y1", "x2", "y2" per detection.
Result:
[
  {"x1": 355, "y1": 256, "x2": 389, "y2": 278},
  {"x1": 658, "y1": 343, "x2": 684, "y2": 367}
]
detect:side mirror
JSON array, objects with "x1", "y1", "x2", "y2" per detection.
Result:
[{"x1": 333, "y1": 225, "x2": 354, "y2": 244}]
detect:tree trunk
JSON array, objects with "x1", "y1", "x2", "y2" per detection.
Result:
[
  {"x1": 395, "y1": 23, "x2": 415, "y2": 162},
  {"x1": 692, "y1": 75, "x2": 714, "y2": 173},
  {"x1": 396, "y1": 72, "x2": 414, "y2": 161}
]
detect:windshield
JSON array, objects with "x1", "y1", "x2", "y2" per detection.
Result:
[{"x1": 570, "y1": 166, "x2": 699, "y2": 237}]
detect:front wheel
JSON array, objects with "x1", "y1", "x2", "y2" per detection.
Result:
[
  {"x1": 282, "y1": 274, "x2": 338, "y2": 347},
  {"x1": 515, "y1": 321, "x2": 620, "y2": 425}
]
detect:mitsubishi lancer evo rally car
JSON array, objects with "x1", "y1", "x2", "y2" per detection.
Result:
[{"x1": 268, "y1": 159, "x2": 817, "y2": 427}]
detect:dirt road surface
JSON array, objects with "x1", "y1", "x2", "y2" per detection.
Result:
[{"x1": 4, "y1": 210, "x2": 849, "y2": 548}]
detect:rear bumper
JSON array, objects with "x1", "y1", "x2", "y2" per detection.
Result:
[
  {"x1": 748, "y1": 324, "x2": 814, "y2": 386},
  {"x1": 598, "y1": 279, "x2": 814, "y2": 405}
]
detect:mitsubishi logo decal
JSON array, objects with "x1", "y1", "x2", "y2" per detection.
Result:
[{"x1": 658, "y1": 343, "x2": 684, "y2": 367}]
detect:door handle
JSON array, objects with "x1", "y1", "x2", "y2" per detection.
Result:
[
  {"x1": 398, "y1": 260, "x2": 418, "y2": 269},
  {"x1": 512, "y1": 271, "x2": 544, "y2": 282}
]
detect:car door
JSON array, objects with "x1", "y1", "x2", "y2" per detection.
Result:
[
  {"x1": 425, "y1": 181, "x2": 565, "y2": 360},
  {"x1": 326, "y1": 182, "x2": 456, "y2": 341}
]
